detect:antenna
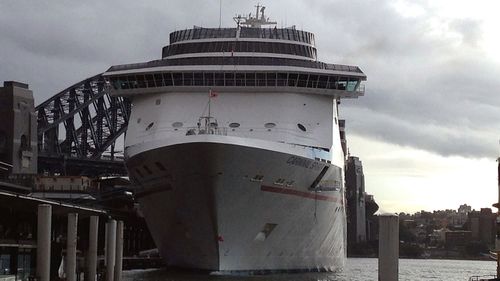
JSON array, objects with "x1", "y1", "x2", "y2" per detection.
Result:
[
  {"x1": 219, "y1": 0, "x2": 222, "y2": 28},
  {"x1": 494, "y1": 141, "x2": 500, "y2": 278}
]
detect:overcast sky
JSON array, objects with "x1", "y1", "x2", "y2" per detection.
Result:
[{"x1": 1, "y1": 0, "x2": 499, "y2": 213}]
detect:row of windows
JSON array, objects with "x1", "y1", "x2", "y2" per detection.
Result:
[
  {"x1": 109, "y1": 72, "x2": 360, "y2": 91},
  {"x1": 108, "y1": 57, "x2": 364, "y2": 75},
  {"x1": 170, "y1": 28, "x2": 237, "y2": 43},
  {"x1": 162, "y1": 41, "x2": 317, "y2": 59},
  {"x1": 169, "y1": 27, "x2": 314, "y2": 44},
  {"x1": 163, "y1": 121, "x2": 305, "y2": 131},
  {"x1": 239, "y1": 27, "x2": 314, "y2": 44}
]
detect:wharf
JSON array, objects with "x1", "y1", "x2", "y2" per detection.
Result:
[
  {"x1": 0, "y1": 180, "x2": 158, "y2": 280},
  {"x1": 0, "y1": 81, "x2": 158, "y2": 280}
]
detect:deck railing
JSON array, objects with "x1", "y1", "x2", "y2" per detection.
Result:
[
  {"x1": 468, "y1": 275, "x2": 498, "y2": 281},
  {"x1": 185, "y1": 126, "x2": 227, "y2": 136}
]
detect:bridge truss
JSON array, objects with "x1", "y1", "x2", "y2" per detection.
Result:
[{"x1": 36, "y1": 74, "x2": 131, "y2": 176}]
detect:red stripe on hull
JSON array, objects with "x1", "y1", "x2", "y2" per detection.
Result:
[{"x1": 261, "y1": 185, "x2": 341, "y2": 203}]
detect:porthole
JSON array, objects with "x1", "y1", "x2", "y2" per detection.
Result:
[
  {"x1": 264, "y1": 122, "x2": 276, "y2": 128},
  {"x1": 172, "y1": 122, "x2": 183, "y2": 128},
  {"x1": 146, "y1": 122, "x2": 154, "y2": 131},
  {"x1": 229, "y1": 122, "x2": 240, "y2": 128},
  {"x1": 155, "y1": 99, "x2": 161, "y2": 105},
  {"x1": 137, "y1": 118, "x2": 141, "y2": 124},
  {"x1": 297, "y1": 123, "x2": 307, "y2": 132}
]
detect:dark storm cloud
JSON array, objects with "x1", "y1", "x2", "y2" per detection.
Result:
[
  {"x1": 0, "y1": 1, "x2": 221, "y2": 98},
  {"x1": 0, "y1": 0, "x2": 498, "y2": 158},
  {"x1": 299, "y1": 0, "x2": 500, "y2": 158}
]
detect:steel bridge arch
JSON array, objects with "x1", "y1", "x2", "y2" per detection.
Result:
[{"x1": 35, "y1": 73, "x2": 131, "y2": 176}]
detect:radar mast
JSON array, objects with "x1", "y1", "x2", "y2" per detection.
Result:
[{"x1": 233, "y1": 4, "x2": 277, "y2": 28}]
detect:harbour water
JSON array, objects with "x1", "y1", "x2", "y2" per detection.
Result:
[{"x1": 123, "y1": 258, "x2": 497, "y2": 281}]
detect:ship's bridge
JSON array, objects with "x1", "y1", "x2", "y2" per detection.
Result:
[{"x1": 105, "y1": 59, "x2": 366, "y2": 99}]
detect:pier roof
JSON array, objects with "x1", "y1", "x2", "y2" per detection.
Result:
[{"x1": 0, "y1": 188, "x2": 106, "y2": 216}]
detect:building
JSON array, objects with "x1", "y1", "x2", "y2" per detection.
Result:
[
  {"x1": 339, "y1": 120, "x2": 347, "y2": 157},
  {"x1": 445, "y1": 230, "x2": 472, "y2": 249},
  {"x1": 346, "y1": 156, "x2": 366, "y2": 244},
  {"x1": 458, "y1": 204, "x2": 472, "y2": 214},
  {"x1": 467, "y1": 208, "x2": 496, "y2": 246},
  {"x1": 365, "y1": 194, "x2": 379, "y2": 241},
  {"x1": 0, "y1": 81, "x2": 37, "y2": 178}
]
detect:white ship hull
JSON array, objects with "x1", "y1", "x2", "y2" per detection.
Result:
[
  {"x1": 126, "y1": 135, "x2": 347, "y2": 272},
  {"x1": 104, "y1": 15, "x2": 366, "y2": 272}
]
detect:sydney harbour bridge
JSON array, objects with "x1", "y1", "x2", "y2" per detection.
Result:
[{"x1": 36, "y1": 73, "x2": 131, "y2": 176}]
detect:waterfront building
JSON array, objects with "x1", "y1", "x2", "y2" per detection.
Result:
[
  {"x1": 429, "y1": 228, "x2": 443, "y2": 245},
  {"x1": 449, "y1": 204, "x2": 472, "y2": 227},
  {"x1": 467, "y1": 208, "x2": 496, "y2": 246},
  {"x1": 339, "y1": 119, "x2": 347, "y2": 157},
  {"x1": 365, "y1": 193, "x2": 379, "y2": 242},
  {"x1": 445, "y1": 230, "x2": 472, "y2": 250},
  {"x1": 458, "y1": 204, "x2": 472, "y2": 214},
  {"x1": 0, "y1": 81, "x2": 37, "y2": 178},
  {"x1": 346, "y1": 156, "x2": 366, "y2": 244},
  {"x1": 30, "y1": 176, "x2": 95, "y2": 201}
]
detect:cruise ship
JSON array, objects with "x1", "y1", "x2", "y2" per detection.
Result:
[{"x1": 103, "y1": 6, "x2": 366, "y2": 272}]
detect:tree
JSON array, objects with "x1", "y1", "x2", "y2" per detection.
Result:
[{"x1": 399, "y1": 221, "x2": 417, "y2": 243}]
